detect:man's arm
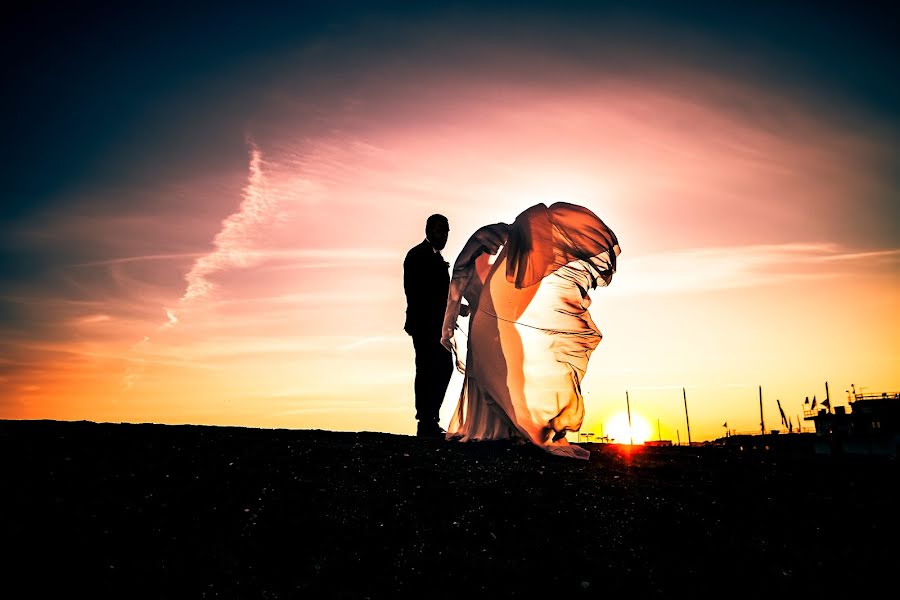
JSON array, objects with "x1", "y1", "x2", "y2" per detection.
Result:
[
  {"x1": 403, "y1": 249, "x2": 428, "y2": 335},
  {"x1": 403, "y1": 251, "x2": 424, "y2": 307}
]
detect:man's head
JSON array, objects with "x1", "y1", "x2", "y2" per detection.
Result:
[{"x1": 425, "y1": 214, "x2": 449, "y2": 251}]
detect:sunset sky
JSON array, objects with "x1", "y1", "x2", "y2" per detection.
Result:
[{"x1": 2, "y1": 1, "x2": 898, "y2": 442}]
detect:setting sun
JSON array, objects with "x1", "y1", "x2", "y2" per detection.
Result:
[{"x1": 604, "y1": 411, "x2": 653, "y2": 445}]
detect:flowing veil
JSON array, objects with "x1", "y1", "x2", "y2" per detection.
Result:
[{"x1": 442, "y1": 202, "x2": 620, "y2": 459}]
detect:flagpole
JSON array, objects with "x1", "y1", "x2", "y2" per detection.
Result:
[
  {"x1": 657, "y1": 418, "x2": 661, "y2": 442},
  {"x1": 626, "y1": 390, "x2": 633, "y2": 446},
  {"x1": 825, "y1": 381, "x2": 831, "y2": 414},
  {"x1": 759, "y1": 385, "x2": 765, "y2": 436},
  {"x1": 683, "y1": 387, "x2": 692, "y2": 447}
]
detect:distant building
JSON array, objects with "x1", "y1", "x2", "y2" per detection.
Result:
[
  {"x1": 644, "y1": 440, "x2": 672, "y2": 447},
  {"x1": 804, "y1": 392, "x2": 900, "y2": 456},
  {"x1": 710, "y1": 431, "x2": 815, "y2": 453}
]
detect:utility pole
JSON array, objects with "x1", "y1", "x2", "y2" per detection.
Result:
[
  {"x1": 677, "y1": 430, "x2": 681, "y2": 446},
  {"x1": 759, "y1": 385, "x2": 766, "y2": 436},
  {"x1": 626, "y1": 390, "x2": 633, "y2": 446},
  {"x1": 683, "y1": 387, "x2": 692, "y2": 447}
]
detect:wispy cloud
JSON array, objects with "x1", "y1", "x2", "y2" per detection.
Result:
[
  {"x1": 68, "y1": 253, "x2": 206, "y2": 268},
  {"x1": 182, "y1": 141, "x2": 276, "y2": 303},
  {"x1": 162, "y1": 308, "x2": 178, "y2": 329},
  {"x1": 813, "y1": 249, "x2": 900, "y2": 263},
  {"x1": 71, "y1": 314, "x2": 112, "y2": 325},
  {"x1": 121, "y1": 141, "x2": 309, "y2": 388},
  {"x1": 67, "y1": 247, "x2": 399, "y2": 272},
  {"x1": 608, "y1": 243, "x2": 900, "y2": 296},
  {"x1": 166, "y1": 140, "x2": 399, "y2": 326}
]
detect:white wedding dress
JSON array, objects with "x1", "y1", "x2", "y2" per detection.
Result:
[{"x1": 441, "y1": 203, "x2": 620, "y2": 459}]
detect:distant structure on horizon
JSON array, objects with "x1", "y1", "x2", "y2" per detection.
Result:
[
  {"x1": 804, "y1": 391, "x2": 900, "y2": 456},
  {"x1": 644, "y1": 440, "x2": 673, "y2": 447}
]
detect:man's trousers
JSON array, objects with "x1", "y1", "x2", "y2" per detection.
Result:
[{"x1": 411, "y1": 334, "x2": 453, "y2": 425}]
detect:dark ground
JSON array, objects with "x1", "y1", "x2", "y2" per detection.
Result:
[{"x1": 2, "y1": 420, "x2": 897, "y2": 598}]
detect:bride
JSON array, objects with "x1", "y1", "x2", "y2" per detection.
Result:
[{"x1": 440, "y1": 202, "x2": 620, "y2": 460}]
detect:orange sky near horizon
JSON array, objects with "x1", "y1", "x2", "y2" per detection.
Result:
[{"x1": 2, "y1": 16, "x2": 899, "y2": 442}]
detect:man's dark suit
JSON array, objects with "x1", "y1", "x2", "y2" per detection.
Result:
[{"x1": 403, "y1": 239, "x2": 453, "y2": 431}]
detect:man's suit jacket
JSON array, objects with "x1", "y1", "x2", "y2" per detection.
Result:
[{"x1": 403, "y1": 240, "x2": 450, "y2": 338}]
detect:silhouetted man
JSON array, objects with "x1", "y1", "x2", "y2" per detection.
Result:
[{"x1": 404, "y1": 214, "x2": 453, "y2": 437}]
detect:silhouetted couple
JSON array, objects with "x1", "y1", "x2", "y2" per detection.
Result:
[{"x1": 404, "y1": 205, "x2": 620, "y2": 458}]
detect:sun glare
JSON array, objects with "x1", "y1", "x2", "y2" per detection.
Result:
[{"x1": 604, "y1": 412, "x2": 653, "y2": 445}]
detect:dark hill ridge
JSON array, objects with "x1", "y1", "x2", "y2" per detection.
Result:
[{"x1": 1, "y1": 420, "x2": 896, "y2": 597}]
